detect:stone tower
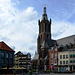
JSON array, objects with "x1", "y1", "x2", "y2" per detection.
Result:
[
  {"x1": 37, "y1": 5, "x2": 56, "y2": 70},
  {"x1": 37, "y1": 5, "x2": 51, "y2": 55}
]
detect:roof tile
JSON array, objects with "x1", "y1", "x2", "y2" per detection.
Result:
[{"x1": 0, "y1": 41, "x2": 15, "y2": 52}]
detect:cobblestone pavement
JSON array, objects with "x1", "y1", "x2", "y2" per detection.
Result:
[{"x1": 38, "y1": 73, "x2": 75, "y2": 75}]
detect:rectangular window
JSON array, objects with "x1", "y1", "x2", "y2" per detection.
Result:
[
  {"x1": 60, "y1": 55, "x2": 62, "y2": 59},
  {"x1": 73, "y1": 55, "x2": 75, "y2": 58},
  {"x1": 63, "y1": 55, "x2": 65, "y2": 59},
  {"x1": 70, "y1": 60, "x2": 72, "y2": 63},
  {"x1": 55, "y1": 48, "x2": 57, "y2": 51},
  {"x1": 10, "y1": 59, "x2": 13, "y2": 64},
  {"x1": 70, "y1": 55, "x2": 72, "y2": 58},
  {"x1": 51, "y1": 60, "x2": 53, "y2": 64},
  {"x1": 66, "y1": 61, "x2": 68, "y2": 64},
  {"x1": 51, "y1": 53, "x2": 53, "y2": 58},
  {"x1": 1, "y1": 53, "x2": 4, "y2": 58},
  {"x1": 55, "y1": 53, "x2": 57, "y2": 56},
  {"x1": 54, "y1": 60, "x2": 57, "y2": 64},
  {"x1": 60, "y1": 61, "x2": 62, "y2": 64},
  {"x1": 6, "y1": 53, "x2": 9, "y2": 58},
  {"x1": 63, "y1": 61, "x2": 65, "y2": 64},
  {"x1": 10, "y1": 54, "x2": 13, "y2": 58},
  {"x1": 2, "y1": 59, "x2": 4, "y2": 64},
  {"x1": 66, "y1": 55, "x2": 68, "y2": 59}
]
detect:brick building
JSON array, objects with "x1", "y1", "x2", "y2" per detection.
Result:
[{"x1": 49, "y1": 45, "x2": 58, "y2": 72}]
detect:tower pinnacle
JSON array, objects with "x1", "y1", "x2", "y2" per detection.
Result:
[
  {"x1": 44, "y1": 4, "x2": 46, "y2": 14},
  {"x1": 42, "y1": 4, "x2": 48, "y2": 20}
]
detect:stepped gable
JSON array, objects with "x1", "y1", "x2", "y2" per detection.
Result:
[{"x1": 0, "y1": 41, "x2": 15, "y2": 52}]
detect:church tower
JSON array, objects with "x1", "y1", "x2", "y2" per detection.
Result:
[
  {"x1": 37, "y1": 5, "x2": 56, "y2": 70},
  {"x1": 37, "y1": 5, "x2": 52, "y2": 54}
]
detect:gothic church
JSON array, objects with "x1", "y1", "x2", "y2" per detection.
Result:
[{"x1": 37, "y1": 5, "x2": 56, "y2": 70}]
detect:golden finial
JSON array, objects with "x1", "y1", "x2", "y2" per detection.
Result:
[{"x1": 44, "y1": 4, "x2": 46, "y2": 7}]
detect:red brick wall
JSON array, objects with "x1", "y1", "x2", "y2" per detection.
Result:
[{"x1": 49, "y1": 46, "x2": 58, "y2": 71}]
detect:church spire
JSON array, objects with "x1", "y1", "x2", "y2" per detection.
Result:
[
  {"x1": 42, "y1": 4, "x2": 48, "y2": 20},
  {"x1": 44, "y1": 4, "x2": 46, "y2": 14}
]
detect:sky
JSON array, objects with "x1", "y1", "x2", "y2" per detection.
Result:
[{"x1": 0, "y1": 0, "x2": 75, "y2": 57}]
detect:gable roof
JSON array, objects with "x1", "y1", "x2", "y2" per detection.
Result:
[
  {"x1": 0, "y1": 41, "x2": 15, "y2": 52},
  {"x1": 15, "y1": 51, "x2": 23, "y2": 55},
  {"x1": 56, "y1": 35, "x2": 75, "y2": 46}
]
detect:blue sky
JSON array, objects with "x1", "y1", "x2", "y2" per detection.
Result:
[{"x1": 0, "y1": 0, "x2": 75, "y2": 57}]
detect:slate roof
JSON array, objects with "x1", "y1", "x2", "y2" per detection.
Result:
[
  {"x1": 59, "y1": 47, "x2": 75, "y2": 52},
  {"x1": 41, "y1": 38, "x2": 56, "y2": 49},
  {"x1": 56, "y1": 35, "x2": 75, "y2": 46},
  {"x1": 0, "y1": 41, "x2": 15, "y2": 52}
]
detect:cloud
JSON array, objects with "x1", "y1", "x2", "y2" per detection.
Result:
[
  {"x1": 0, "y1": 0, "x2": 75, "y2": 58},
  {"x1": 0, "y1": 0, "x2": 38, "y2": 56},
  {"x1": 52, "y1": 21, "x2": 75, "y2": 40}
]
